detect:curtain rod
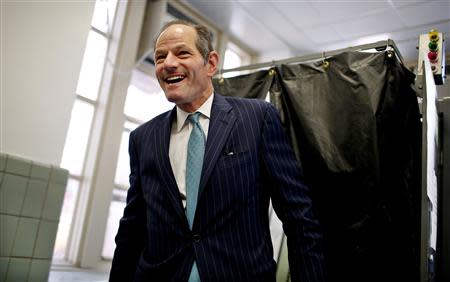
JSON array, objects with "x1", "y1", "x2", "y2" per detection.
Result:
[{"x1": 218, "y1": 39, "x2": 404, "y2": 74}]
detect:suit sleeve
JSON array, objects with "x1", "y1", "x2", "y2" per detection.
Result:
[
  {"x1": 109, "y1": 130, "x2": 147, "y2": 282},
  {"x1": 261, "y1": 104, "x2": 326, "y2": 282}
]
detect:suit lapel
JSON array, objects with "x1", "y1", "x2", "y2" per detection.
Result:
[
  {"x1": 155, "y1": 95, "x2": 236, "y2": 227},
  {"x1": 199, "y1": 94, "x2": 236, "y2": 197},
  {"x1": 154, "y1": 108, "x2": 187, "y2": 224}
]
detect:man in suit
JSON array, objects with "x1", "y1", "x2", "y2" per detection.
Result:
[{"x1": 110, "y1": 20, "x2": 325, "y2": 282}]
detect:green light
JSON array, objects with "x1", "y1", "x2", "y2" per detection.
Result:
[{"x1": 429, "y1": 41, "x2": 438, "y2": 51}]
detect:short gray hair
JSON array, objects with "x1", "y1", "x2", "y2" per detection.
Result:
[{"x1": 154, "y1": 20, "x2": 214, "y2": 63}]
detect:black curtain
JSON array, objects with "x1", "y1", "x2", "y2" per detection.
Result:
[
  {"x1": 213, "y1": 51, "x2": 421, "y2": 282},
  {"x1": 213, "y1": 68, "x2": 275, "y2": 100}
]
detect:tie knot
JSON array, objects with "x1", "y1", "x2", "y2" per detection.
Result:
[{"x1": 188, "y1": 112, "x2": 202, "y2": 124}]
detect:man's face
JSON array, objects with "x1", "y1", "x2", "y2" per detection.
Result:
[{"x1": 154, "y1": 24, "x2": 218, "y2": 112}]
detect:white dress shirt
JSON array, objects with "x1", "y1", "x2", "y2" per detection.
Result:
[{"x1": 169, "y1": 93, "x2": 213, "y2": 207}]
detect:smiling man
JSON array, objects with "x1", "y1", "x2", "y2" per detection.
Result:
[
  {"x1": 109, "y1": 20, "x2": 326, "y2": 282},
  {"x1": 153, "y1": 23, "x2": 217, "y2": 113}
]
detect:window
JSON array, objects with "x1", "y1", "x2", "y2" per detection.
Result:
[
  {"x1": 60, "y1": 100, "x2": 95, "y2": 176},
  {"x1": 53, "y1": 178, "x2": 81, "y2": 259},
  {"x1": 55, "y1": 0, "x2": 117, "y2": 261},
  {"x1": 223, "y1": 41, "x2": 252, "y2": 78},
  {"x1": 91, "y1": 0, "x2": 118, "y2": 34},
  {"x1": 75, "y1": 31, "x2": 108, "y2": 101},
  {"x1": 101, "y1": 68, "x2": 174, "y2": 259},
  {"x1": 102, "y1": 189, "x2": 127, "y2": 259}
]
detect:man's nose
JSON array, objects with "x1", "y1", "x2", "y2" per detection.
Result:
[{"x1": 163, "y1": 52, "x2": 179, "y2": 68}]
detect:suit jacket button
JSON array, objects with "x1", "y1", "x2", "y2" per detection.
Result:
[{"x1": 192, "y1": 234, "x2": 201, "y2": 243}]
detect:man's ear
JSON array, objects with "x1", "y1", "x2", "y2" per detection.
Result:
[{"x1": 207, "y1": 51, "x2": 219, "y2": 77}]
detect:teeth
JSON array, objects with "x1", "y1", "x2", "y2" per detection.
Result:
[{"x1": 166, "y1": 75, "x2": 184, "y2": 81}]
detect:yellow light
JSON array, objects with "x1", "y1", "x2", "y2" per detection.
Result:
[{"x1": 429, "y1": 29, "x2": 440, "y2": 42}]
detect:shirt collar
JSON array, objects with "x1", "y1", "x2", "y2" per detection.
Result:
[{"x1": 175, "y1": 93, "x2": 213, "y2": 133}]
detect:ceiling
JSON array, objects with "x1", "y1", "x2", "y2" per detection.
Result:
[{"x1": 182, "y1": 0, "x2": 450, "y2": 65}]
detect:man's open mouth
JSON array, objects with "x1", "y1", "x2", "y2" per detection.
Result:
[{"x1": 165, "y1": 75, "x2": 185, "y2": 84}]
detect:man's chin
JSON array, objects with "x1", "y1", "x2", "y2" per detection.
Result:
[{"x1": 165, "y1": 93, "x2": 185, "y2": 104}]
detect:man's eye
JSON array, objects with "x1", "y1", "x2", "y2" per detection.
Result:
[{"x1": 155, "y1": 56, "x2": 165, "y2": 63}]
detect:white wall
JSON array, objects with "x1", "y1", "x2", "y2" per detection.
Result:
[{"x1": 1, "y1": 1, "x2": 94, "y2": 166}]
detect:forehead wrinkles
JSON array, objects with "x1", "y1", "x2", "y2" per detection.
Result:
[
  {"x1": 156, "y1": 26, "x2": 192, "y2": 43},
  {"x1": 158, "y1": 26, "x2": 184, "y2": 42},
  {"x1": 156, "y1": 25, "x2": 195, "y2": 47}
]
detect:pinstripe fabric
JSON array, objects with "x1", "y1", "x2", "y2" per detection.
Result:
[{"x1": 110, "y1": 93, "x2": 325, "y2": 282}]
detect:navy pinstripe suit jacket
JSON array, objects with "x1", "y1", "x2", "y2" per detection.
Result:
[{"x1": 110, "y1": 93, "x2": 325, "y2": 282}]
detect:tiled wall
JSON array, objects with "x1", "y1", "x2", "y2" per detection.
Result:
[{"x1": 0, "y1": 153, "x2": 68, "y2": 282}]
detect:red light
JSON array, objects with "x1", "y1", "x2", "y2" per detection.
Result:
[{"x1": 428, "y1": 51, "x2": 438, "y2": 62}]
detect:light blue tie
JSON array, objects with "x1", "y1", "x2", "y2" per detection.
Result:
[{"x1": 186, "y1": 112, "x2": 205, "y2": 282}]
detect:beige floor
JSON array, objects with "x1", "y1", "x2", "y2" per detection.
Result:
[{"x1": 49, "y1": 260, "x2": 110, "y2": 282}]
